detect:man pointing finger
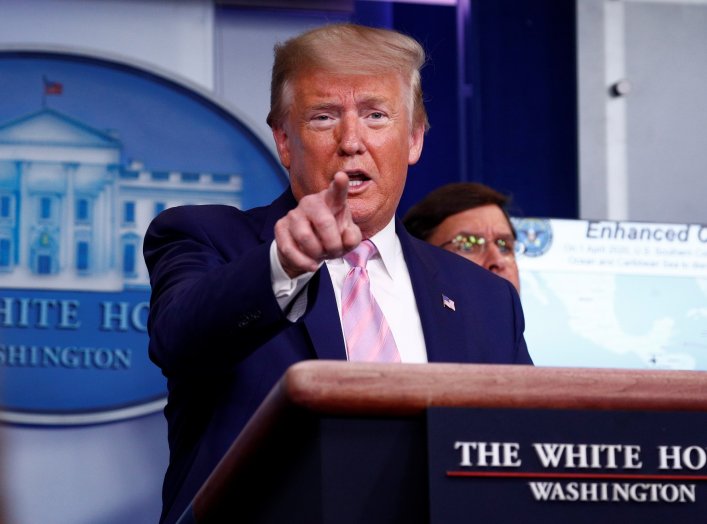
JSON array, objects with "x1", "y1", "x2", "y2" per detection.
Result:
[{"x1": 144, "y1": 23, "x2": 531, "y2": 524}]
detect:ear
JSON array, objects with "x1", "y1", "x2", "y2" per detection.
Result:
[
  {"x1": 407, "y1": 123, "x2": 425, "y2": 165},
  {"x1": 272, "y1": 125, "x2": 291, "y2": 169}
]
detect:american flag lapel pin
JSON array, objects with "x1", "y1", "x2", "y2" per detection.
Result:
[{"x1": 442, "y1": 294, "x2": 456, "y2": 311}]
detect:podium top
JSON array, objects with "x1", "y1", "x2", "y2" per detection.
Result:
[{"x1": 276, "y1": 361, "x2": 707, "y2": 414}]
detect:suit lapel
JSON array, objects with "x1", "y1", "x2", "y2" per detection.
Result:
[
  {"x1": 260, "y1": 190, "x2": 346, "y2": 360},
  {"x1": 303, "y1": 265, "x2": 347, "y2": 360},
  {"x1": 396, "y1": 220, "x2": 470, "y2": 363}
]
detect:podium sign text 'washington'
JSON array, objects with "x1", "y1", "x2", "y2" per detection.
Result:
[{"x1": 427, "y1": 407, "x2": 707, "y2": 524}]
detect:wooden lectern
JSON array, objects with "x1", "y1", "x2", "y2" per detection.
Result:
[{"x1": 179, "y1": 362, "x2": 707, "y2": 523}]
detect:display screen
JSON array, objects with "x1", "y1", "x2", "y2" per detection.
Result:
[{"x1": 513, "y1": 218, "x2": 707, "y2": 370}]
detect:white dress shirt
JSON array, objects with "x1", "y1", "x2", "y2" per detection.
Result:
[{"x1": 270, "y1": 218, "x2": 428, "y2": 363}]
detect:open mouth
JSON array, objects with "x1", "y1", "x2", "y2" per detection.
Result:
[{"x1": 346, "y1": 172, "x2": 370, "y2": 188}]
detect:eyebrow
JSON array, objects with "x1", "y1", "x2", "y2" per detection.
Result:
[
  {"x1": 307, "y1": 95, "x2": 394, "y2": 112},
  {"x1": 307, "y1": 102, "x2": 340, "y2": 113},
  {"x1": 454, "y1": 231, "x2": 514, "y2": 239},
  {"x1": 358, "y1": 95, "x2": 392, "y2": 108}
]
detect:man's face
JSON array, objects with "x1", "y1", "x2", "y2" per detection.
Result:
[
  {"x1": 427, "y1": 205, "x2": 521, "y2": 293},
  {"x1": 272, "y1": 70, "x2": 424, "y2": 238}
]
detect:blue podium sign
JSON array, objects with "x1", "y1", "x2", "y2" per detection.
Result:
[{"x1": 428, "y1": 407, "x2": 707, "y2": 523}]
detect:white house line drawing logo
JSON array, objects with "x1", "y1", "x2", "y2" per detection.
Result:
[
  {"x1": 0, "y1": 104, "x2": 243, "y2": 292},
  {"x1": 0, "y1": 59, "x2": 285, "y2": 425}
]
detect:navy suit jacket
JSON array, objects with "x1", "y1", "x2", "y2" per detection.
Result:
[{"x1": 144, "y1": 189, "x2": 532, "y2": 523}]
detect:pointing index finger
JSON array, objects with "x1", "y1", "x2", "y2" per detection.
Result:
[{"x1": 325, "y1": 171, "x2": 349, "y2": 213}]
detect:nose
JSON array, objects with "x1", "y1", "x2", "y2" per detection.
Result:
[
  {"x1": 482, "y1": 243, "x2": 511, "y2": 275},
  {"x1": 337, "y1": 114, "x2": 366, "y2": 156}
]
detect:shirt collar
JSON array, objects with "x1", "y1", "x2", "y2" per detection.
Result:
[
  {"x1": 366, "y1": 217, "x2": 398, "y2": 279},
  {"x1": 327, "y1": 217, "x2": 399, "y2": 276}
]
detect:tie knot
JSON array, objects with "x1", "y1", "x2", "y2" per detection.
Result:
[{"x1": 344, "y1": 240, "x2": 377, "y2": 269}]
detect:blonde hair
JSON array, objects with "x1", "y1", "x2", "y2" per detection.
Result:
[{"x1": 266, "y1": 23, "x2": 429, "y2": 131}]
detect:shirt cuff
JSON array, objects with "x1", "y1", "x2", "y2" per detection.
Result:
[{"x1": 269, "y1": 240, "x2": 317, "y2": 321}]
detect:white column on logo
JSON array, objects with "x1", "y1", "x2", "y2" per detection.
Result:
[{"x1": 65, "y1": 163, "x2": 76, "y2": 274}]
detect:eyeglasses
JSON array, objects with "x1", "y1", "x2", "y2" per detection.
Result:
[{"x1": 439, "y1": 233, "x2": 516, "y2": 257}]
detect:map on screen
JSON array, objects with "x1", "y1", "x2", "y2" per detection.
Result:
[{"x1": 512, "y1": 218, "x2": 707, "y2": 370}]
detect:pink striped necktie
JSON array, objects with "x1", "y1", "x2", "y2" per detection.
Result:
[{"x1": 341, "y1": 240, "x2": 400, "y2": 363}]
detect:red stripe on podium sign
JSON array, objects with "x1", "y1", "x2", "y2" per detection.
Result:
[{"x1": 447, "y1": 471, "x2": 707, "y2": 481}]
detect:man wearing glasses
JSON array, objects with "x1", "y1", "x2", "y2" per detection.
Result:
[{"x1": 403, "y1": 183, "x2": 521, "y2": 293}]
